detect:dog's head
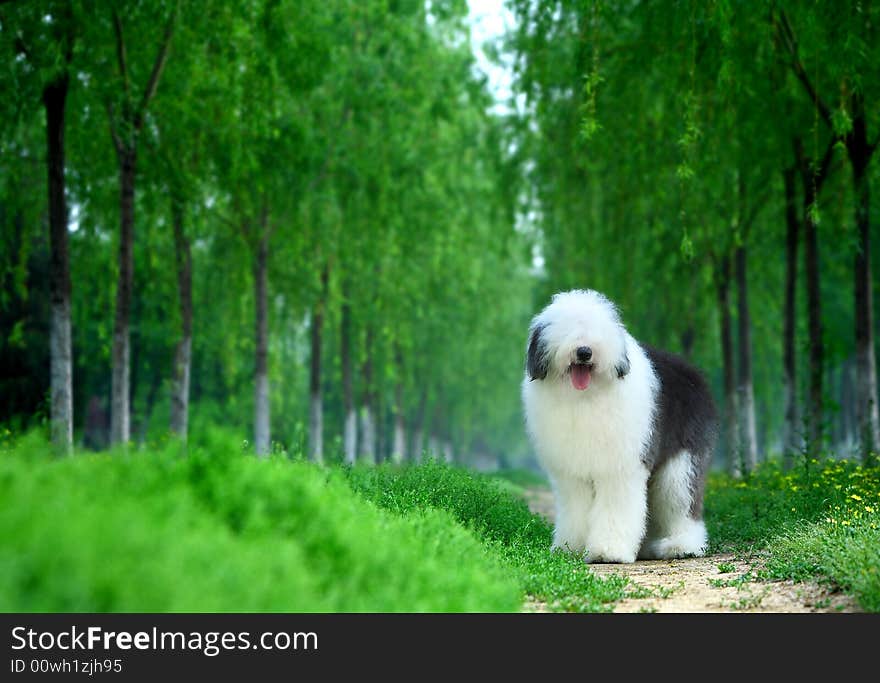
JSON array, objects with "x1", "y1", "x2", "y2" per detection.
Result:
[{"x1": 526, "y1": 289, "x2": 630, "y2": 390}]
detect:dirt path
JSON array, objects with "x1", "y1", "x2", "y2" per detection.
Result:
[{"x1": 522, "y1": 487, "x2": 857, "y2": 613}]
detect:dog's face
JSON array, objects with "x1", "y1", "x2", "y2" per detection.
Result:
[{"x1": 526, "y1": 289, "x2": 630, "y2": 390}]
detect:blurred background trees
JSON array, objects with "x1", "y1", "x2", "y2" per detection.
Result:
[{"x1": 1, "y1": 0, "x2": 878, "y2": 471}]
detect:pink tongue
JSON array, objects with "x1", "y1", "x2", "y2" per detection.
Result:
[{"x1": 571, "y1": 364, "x2": 592, "y2": 390}]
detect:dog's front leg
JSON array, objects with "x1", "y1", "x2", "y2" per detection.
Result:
[
  {"x1": 549, "y1": 475, "x2": 595, "y2": 553},
  {"x1": 584, "y1": 467, "x2": 649, "y2": 564}
]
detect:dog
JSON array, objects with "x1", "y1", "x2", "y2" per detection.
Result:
[{"x1": 521, "y1": 289, "x2": 718, "y2": 563}]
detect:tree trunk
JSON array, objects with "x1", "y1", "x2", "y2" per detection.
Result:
[
  {"x1": 718, "y1": 255, "x2": 740, "y2": 477},
  {"x1": 411, "y1": 390, "x2": 428, "y2": 463},
  {"x1": 110, "y1": 148, "x2": 136, "y2": 446},
  {"x1": 43, "y1": 73, "x2": 73, "y2": 454},
  {"x1": 253, "y1": 232, "x2": 270, "y2": 457},
  {"x1": 735, "y1": 244, "x2": 758, "y2": 473},
  {"x1": 359, "y1": 326, "x2": 376, "y2": 464},
  {"x1": 376, "y1": 389, "x2": 386, "y2": 463},
  {"x1": 309, "y1": 263, "x2": 329, "y2": 464},
  {"x1": 341, "y1": 281, "x2": 356, "y2": 464},
  {"x1": 794, "y1": 137, "x2": 835, "y2": 456},
  {"x1": 391, "y1": 349, "x2": 405, "y2": 464},
  {"x1": 845, "y1": 359, "x2": 858, "y2": 450},
  {"x1": 428, "y1": 435, "x2": 441, "y2": 460},
  {"x1": 802, "y1": 174, "x2": 824, "y2": 454},
  {"x1": 392, "y1": 415, "x2": 406, "y2": 464},
  {"x1": 359, "y1": 406, "x2": 375, "y2": 464},
  {"x1": 137, "y1": 365, "x2": 162, "y2": 444},
  {"x1": 170, "y1": 196, "x2": 192, "y2": 440},
  {"x1": 848, "y1": 95, "x2": 880, "y2": 463},
  {"x1": 106, "y1": 5, "x2": 175, "y2": 448},
  {"x1": 782, "y1": 164, "x2": 800, "y2": 466}
]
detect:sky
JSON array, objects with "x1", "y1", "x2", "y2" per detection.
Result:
[{"x1": 466, "y1": 0, "x2": 517, "y2": 115}]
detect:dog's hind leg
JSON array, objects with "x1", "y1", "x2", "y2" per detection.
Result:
[{"x1": 639, "y1": 451, "x2": 708, "y2": 559}]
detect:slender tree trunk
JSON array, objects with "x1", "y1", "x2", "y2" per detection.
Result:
[
  {"x1": 359, "y1": 326, "x2": 376, "y2": 464},
  {"x1": 309, "y1": 263, "x2": 329, "y2": 464},
  {"x1": 344, "y1": 406, "x2": 357, "y2": 464},
  {"x1": 253, "y1": 231, "x2": 270, "y2": 457},
  {"x1": 392, "y1": 413, "x2": 406, "y2": 464},
  {"x1": 845, "y1": 359, "x2": 858, "y2": 449},
  {"x1": 794, "y1": 138, "x2": 835, "y2": 455},
  {"x1": 848, "y1": 96, "x2": 880, "y2": 463},
  {"x1": 429, "y1": 402, "x2": 446, "y2": 462},
  {"x1": 170, "y1": 197, "x2": 192, "y2": 440},
  {"x1": 43, "y1": 73, "x2": 73, "y2": 454},
  {"x1": 341, "y1": 281, "x2": 356, "y2": 464},
  {"x1": 376, "y1": 390, "x2": 386, "y2": 463},
  {"x1": 411, "y1": 390, "x2": 428, "y2": 463},
  {"x1": 718, "y1": 255, "x2": 740, "y2": 477},
  {"x1": 106, "y1": 8, "x2": 175, "y2": 447},
  {"x1": 735, "y1": 244, "x2": 758, "y2": 473},
  {"x1": 110, "y1": 148, "x2": 136, "y2": 446},
  {"x1": 782, "y1": 165, "x2": 800, "y2": 466},
  {"x1": 391, "y1": 347, "x2": 405, "y2": 464},
  {"x1": 137, "y1": 366, "x2": 162, "y2": 444},
  {"x1": 359, "y1": 405, "x2": 375, "y2": 464},
  {"x1": 802, "y1": 175, "x2": 824, "y2": 454}
]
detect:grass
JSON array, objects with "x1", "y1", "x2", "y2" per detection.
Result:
[
  {"x1": 0, "y1": 430, "x2": 625, "y2": 613},
  {"x1": 705, "y1": 456, "x2": 880, "y2": 611},
  {"x1": 0, "y1": 431, "x2": 520, "y2": 612},
  {"x1": 707, "y1": 571, "x2": 756, "y2": 589},
  {"x1": 344, "y1": 461, "x2": 628, "y2": 612},
  {"x1": 491, "y1": 467, "x2": 549, "y2": 488},
  {"x1": 7, "y1": 424, "x2": 876, "y2": 613}
]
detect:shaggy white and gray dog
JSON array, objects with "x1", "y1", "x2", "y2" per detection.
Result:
[{"x1": 522, "y1": 289, "x2": 718, "y2": 563}]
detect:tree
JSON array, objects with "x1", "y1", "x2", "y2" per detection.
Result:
[
  {"x1": 2, "y1": 2, "x2": 78, "y2": 453},
  {"x1": 168, "y1": 190, "x2": 192, "y2": 439},
  {"x1": 775, "y1": 3, "x2": 880, "y2": 460},
  {"x1": 103, "y1": 3, "x2": 177, "y2": 445},
  {"x1": 0, "y1": 0, "x2": 531, "y2": 468},
  {"x1": 781, "y1": 162, "x2": 800, "y2": 462},
  {"x1": 309, "y1": 262, "x2": 329, "y2": 463}
]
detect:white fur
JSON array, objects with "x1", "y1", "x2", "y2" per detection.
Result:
[
  {"x1": 639, "y1": 451, "x2": 708, "y2": 559},
  {"x1": 522, "y1": 290, "x2": 705, "y2": 563}
]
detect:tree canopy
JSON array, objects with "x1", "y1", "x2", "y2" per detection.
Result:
[{"x1": 1, "y1": 0, "x2": 879, "y2": 468}]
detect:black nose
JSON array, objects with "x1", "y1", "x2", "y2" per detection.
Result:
[{"x1": 576, "y1": 346, "x2": 592, "y2": 362}]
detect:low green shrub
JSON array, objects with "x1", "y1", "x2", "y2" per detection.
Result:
[{"x1": 0, "y1": 433, "x2": 519, "y2": 612}]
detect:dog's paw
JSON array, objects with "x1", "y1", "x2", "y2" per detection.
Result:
[
  {"x1": 640, "y1": 536, "x2": 707, "y2": 560},
  {"x1": 584, "y1": 544, "x2": 638, "y2": 564}
]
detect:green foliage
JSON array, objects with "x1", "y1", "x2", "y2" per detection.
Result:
[
  {"x1": 705, "y1": 458, "x2": 880, "y2": 611},
  {"x1": 0, "y1": 0, "x2": 532, "y2": 462},
  {"x1": 491, "y1": 467, "x2": 549, "y2": 489},
  {"x1": 766, "y1": 518, "x2": 880, "y2": 612},
  {"x1": 0, "y1": 433, "x2": 520, "y2": 612},
  {"x1": 345, "y1": 461, "x2": 628, "y2": 612}
]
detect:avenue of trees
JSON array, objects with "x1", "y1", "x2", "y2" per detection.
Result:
[
  {"x1": 2, "y1": 0, "x2": 879, "y2": 473},
  {"x1": 1, "y1": 0, "x2": 533, "y2": 465}
]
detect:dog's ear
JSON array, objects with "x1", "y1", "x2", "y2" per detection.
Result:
[
  {"x1": 615, "y1": 342, "x2": 630, "y2": 379},
  {"x1": 527, "y1": 323, "x2": 548, "y2": 381}
]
